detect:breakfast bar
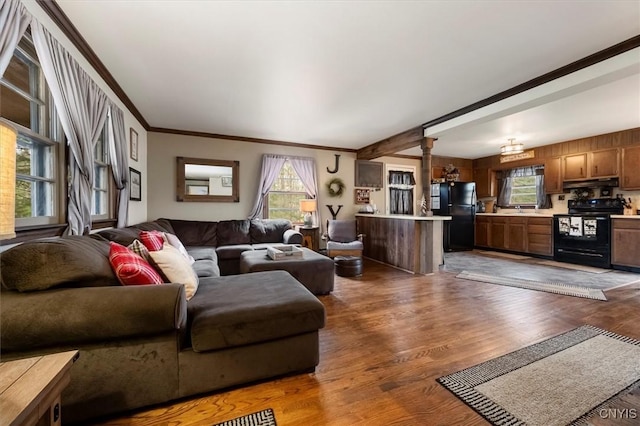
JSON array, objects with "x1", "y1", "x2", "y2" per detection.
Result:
[{"x1": 356, "y1": 214, "x2": 451, "y2": 274}]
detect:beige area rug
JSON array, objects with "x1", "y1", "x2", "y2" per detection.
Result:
[
  {"x1": 438, "y1": 325, "x2": 640, "y2": 426},
  {"x1": 536, "y1": 259, "x2": 610, "y2": 274},
  {"x1": 456, "y1": 271, "x2": 608, "y2": 301},
  {"x1": 478, "y1": 250, "x2": 532, "y2": 260}
]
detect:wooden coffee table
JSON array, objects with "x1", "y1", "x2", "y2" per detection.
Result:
[{"x1": 0, "y1": 350, "x2": 79, "y2": 426}]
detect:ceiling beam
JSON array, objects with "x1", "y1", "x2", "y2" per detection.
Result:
[{"x1": 357, "y1": 126, "x2": 424, "y2": 160}]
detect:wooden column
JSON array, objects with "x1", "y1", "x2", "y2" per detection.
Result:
[{"x1": 421, "y1": 137, "x2": 436, "y2": 216}]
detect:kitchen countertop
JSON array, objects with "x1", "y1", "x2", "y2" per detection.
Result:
[
  {"x1": 355, "y1": 213, "x2": 452, "y2": 221},
  {"x1": 611, "y1": 215, "x2": 640, "y2": 219},
  {"x1": 476, "y1": 212, "x2": 554, "y2": 218}
]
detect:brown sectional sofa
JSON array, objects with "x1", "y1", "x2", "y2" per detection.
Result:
[{"x1": 0, "y1": 218, "x2": 325, "y2": 424}]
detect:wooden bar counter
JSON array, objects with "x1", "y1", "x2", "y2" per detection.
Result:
[{"x1": 356, "y1": 213, "x2": 451, "y2": 274}]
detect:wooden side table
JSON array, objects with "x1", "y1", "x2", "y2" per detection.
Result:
[
  {"x1": 0, "y1": 350, "x2": 79, "y2": 426},
  {"x1": 298, "y1": 226, "x2": 320, "y2": 251}
]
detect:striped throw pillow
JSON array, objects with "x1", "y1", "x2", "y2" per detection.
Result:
[{"x1": 139, "y1": 230, "x2": 165, "y2": 251}]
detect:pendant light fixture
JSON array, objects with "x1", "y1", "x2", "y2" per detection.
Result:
[{"x1": 501, "y1": 138, "x2": 524, "y2": 155}]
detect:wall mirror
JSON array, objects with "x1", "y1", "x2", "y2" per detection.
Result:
[{"x1": 176, "y1": 157, "x2": 239, "y2": 202}]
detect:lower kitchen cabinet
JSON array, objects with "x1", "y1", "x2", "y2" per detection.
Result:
[
  {"x1": 475, "y1": 215, "x2": 552, "y2": 256},
  {"x1": 612, "y1": 218, "x2": 640, "y2": 268}
]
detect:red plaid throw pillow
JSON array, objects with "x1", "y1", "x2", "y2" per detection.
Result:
[
  {"x1": 109, "y1": 242, "x2": 163, "y2": 285},
  {"x1": 139, "y1": 230, "x2": 165, "y2": 251}
]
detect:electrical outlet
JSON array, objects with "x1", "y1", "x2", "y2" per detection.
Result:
[{"x1": 558, "y1": 195, "x2": 565, "y2": 201}]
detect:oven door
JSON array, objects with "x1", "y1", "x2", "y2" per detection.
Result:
[{"x1": 553, "y1": 214, "x2": 611, "y2": 268}]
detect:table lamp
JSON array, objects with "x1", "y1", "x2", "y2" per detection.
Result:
[{"x1": 299, "y1": 199, "x2": 317, "y2": 228}]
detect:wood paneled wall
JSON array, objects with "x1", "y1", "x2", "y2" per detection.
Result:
[{"x1": 473, "y1": 127, "x2": 640, "y2": 170}]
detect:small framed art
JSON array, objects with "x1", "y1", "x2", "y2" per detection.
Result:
[
  {"x1": 130, "y1": 128, "x2": 138, "y2": 161},
  {"x1": 129, "y1": 167, "x2": 141, "y2": 201}
]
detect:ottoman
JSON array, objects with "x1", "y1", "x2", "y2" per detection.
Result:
[
  {"x1": 334, "y1": 256, "x2": 363, "y2": 277},
  {"x1": 240, "y1": 248, "x2": 334, "y2": 295}
]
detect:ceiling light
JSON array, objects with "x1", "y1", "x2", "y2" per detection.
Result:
[{"x1": 501, "y1": 138, "x2": 524, "y2": 155}]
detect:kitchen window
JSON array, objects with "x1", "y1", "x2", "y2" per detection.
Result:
[{"x1": 497, "y1": 165, "x2": 551, "y2": 208}]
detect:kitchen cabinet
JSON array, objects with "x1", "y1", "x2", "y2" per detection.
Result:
[
  {"x1": 563, "y1": 149, "x2": 619, "y2": 181},
  {"x1": 590, "y1": 148, "x2": 619, "y2": 178},
  {"x1": 544, "y1": 157, "x2": 563, "y2": 194},
  {"x1": 475, "y1": 215, "x2": 552, "y2": 256},
  {"x1": 474, "y1": 168, "x2": 496, "y2": 198},
  {"x1": 621, "y1": 146, "x2": 640, "y2": 190},
  {"x1": 475, "y1": 216, "x2": 490, "y2": 247},
  {"x1": 527, "y1": 217, "x2": 553, "y2": 256},
  {"x1": 563, "y1": 153, "x2": 588, "y2": 180},
  {"x1": 612, "y1": 218, "x2": 640, "y2": 269}
]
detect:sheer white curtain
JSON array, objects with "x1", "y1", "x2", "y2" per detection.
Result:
[
  {"x1": 31, "y1": 21, "x2": 110, "y2": 235},
  {"x1": 0, "y1": 0, "x2": 32, "y2": 76},
  {"x1": 247, "y1": 154, "x2": 287, "y2": 219},
  {"x1": 107, "y1": 102, "x2": 130, "y2": 227},
  {"x1": 289, "y1": 156, "x2": 320, "y2": 226}
]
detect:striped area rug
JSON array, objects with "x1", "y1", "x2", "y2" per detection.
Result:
[
  {"x1": 456, "y1": 271, "x2": 607, "y2": 301},
  {"x1": 438, "y1": 325, "x2": 640, "y2": 426},
  {"x1": 214, "y1": 409, "x2": 277, "y2": 426}
]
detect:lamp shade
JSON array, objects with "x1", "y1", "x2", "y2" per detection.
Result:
[
  {"x1": 501, "y1": 138, "x2": 524, "y2": 155},
  {"x1": 0, "y1": 121, "x2": 17, "y2": 240},
  {"x1": 299, "y1": 199, "x2": 317, "y2": 213}
]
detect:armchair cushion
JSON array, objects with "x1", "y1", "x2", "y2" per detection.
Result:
[{"x1": 327, "y1": 220, "x2": 358, "y2": 243}]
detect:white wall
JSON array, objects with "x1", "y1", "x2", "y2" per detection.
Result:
[
  {"x1": 147, "y1": 132, "x2": 423, "y2": 233},
  {"x1": 22, "y1": 1, "x2": 148, "y2": 225}
]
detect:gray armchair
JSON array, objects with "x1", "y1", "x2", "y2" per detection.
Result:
[{"x1": 324, "y1": 219, "x2": 364, "y2": 258}]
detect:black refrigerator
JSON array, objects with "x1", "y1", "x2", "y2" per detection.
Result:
[{"x1": 431, "y1": 182, "x2": 476, "y2": 251}]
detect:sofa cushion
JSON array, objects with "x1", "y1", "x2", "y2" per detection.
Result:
[
  {"x1": 187, "y1": 271, "x2": 326, "y2": 352},
  {"x1": 97, "y1": 226, "x2": 141, "y2": 246},
  {"x1": 0, "y1": 236, "x2": 117, "y2": 292},
  {"x1": 215, "y1": 244, "x2": 253, "y2": 260},
  {"x1": 249, "y1": 219, "x2": 292, "y2": 243},
  {"x1": 149, "y1": 243, "x2": 199, "y2": 300},
  {"x1": 164, "y1": 233, "x2": 195, "y2": 264},
  {"x1": 186, "y1": 247, "x2": 220, "y2": 278},
  {"x1": 109, "y1": 242, "x2": 163, "y2": 286},
  {"x1": 135, "y1": 219, "x2": 175, "y2": 233},
  {"x1": 217, "y1": 220, "x2": 250, "y2": 245},
  {"x1": 166, "y1": 219, "x2": 217, "y2": 247}
]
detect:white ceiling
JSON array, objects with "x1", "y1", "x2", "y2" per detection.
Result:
[{"x1": 55, "y1": 0, "x2": 640, "y2": 159}]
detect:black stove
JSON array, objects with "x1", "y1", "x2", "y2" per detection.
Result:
[
  {"x1": 567, "y1": 198, "x2": 624, "y2": 215},
  {"x1": 553, "y1": 198, "x2": 623, "y2": 269}
]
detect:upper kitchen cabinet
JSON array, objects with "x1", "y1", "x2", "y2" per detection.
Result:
[
  {"x1": 563, "y1": 153, "x2": 588, "y2": 180},
  {"x1": 474, "y1": 168, "x2": 496, "y2": 198},
  {"x1": 563, "y1": 148, "x2": 619, "y2": 181},
  {"x1": 621, "y1": 146, "x2": 640, "y2": 190},
  {"x1": 544, "y1": 157, "x2": 563, "y2": 194},
  {"x1": 590, "y1": 148, "x2": 619, "y2": 178}
]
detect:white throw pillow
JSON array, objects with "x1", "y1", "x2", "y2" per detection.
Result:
[
  {"x1": 164, "y1": 232, "x2": 195, "y2": 265},
  {"x1": 149, "y1": 243, "x2": 199, "y2": 300}
]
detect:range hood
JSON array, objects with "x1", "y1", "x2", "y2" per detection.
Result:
[{"x1": 562, "y1": 177, "x2": 619, "y2": 190}]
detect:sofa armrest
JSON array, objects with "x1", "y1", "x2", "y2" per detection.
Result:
[
  {"x1": 0, "y1": 284, "x2": 187, "y2": 353},
  {"x1": 283, "y1": 229, "x2": 303, "y2": 245}
]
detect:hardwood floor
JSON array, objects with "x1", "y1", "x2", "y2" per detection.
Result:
[{"x1": 95, "y1": 259, "x2": 640, "y2": 426}]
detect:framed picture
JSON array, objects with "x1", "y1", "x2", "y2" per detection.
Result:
[
  {"x1": 221, "y1": 176, "x2": 233, "y2": 187},
  {"x1": 187, "y1": 185, "x2": 209, "y2": 195},
  {"x1": 355, "y1": 188, "x2": 370, "y2": 204},
  {"x1": 129, "y1": 167, "x2": 141, "y2": 201},
  {"x1": 129, "y1": 128, "x2": 138, "y2": 161}
]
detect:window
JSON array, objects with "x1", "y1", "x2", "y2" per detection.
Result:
[
  {"x1": 508, "y1": 175, "x2": 538, "y2": 205},
  {"x1": 264, "y1": 161, "x2": 307, "y2": 223},
  {"x1": 1, "y1": 33, "x2": 64, "y2": 227},
  {"x1": 92, "y1": 122, "x2": 112, "y2": 219},
  {"x1": 497, "y1": 165, "x2": 545, "y2": 208}
]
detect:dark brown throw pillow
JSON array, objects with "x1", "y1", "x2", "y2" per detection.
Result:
[{"x1": 1, "y1": 236, "x2": 118, "y2": 292}]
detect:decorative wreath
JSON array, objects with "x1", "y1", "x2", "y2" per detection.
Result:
[{"x1": 326, "y1": 177, "x2": 346, "y2": 197}]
